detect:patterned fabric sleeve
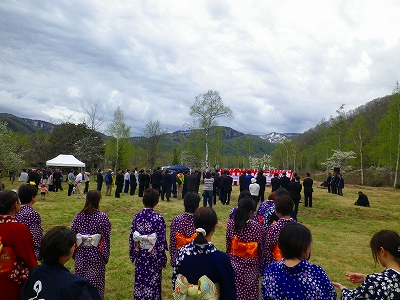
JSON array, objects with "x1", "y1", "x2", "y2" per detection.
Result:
[
  {"x1": 129, "y1": 215, "x2": 138, "y2": 263},
  {"x1": 340, "y1": 273, "x2": 385, "y2": 300},
  {"x1": 169, "y1": 217, "x2": 178, "y2": 267},
  {"x1": 154, "y1": 214, "x2": 167, "y2": 268},
  {"x1": 99, "y1": 212, "x2": 111, "y2": 264},
  {"x1": 225, "y1": 220, "x2": 233, "y2": 253}
]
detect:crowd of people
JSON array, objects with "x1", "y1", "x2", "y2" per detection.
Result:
[{"x1": 0, "y1": 168, "x2": 399, "y2": 300}]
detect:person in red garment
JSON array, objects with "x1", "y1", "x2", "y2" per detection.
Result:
[{"x1": 0, "y1": 190, "x2": 37, "y2": 300}]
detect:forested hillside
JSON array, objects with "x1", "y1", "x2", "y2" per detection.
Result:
[{"x1": 271, "y1": 82, "x2": 400, "y2": 187}]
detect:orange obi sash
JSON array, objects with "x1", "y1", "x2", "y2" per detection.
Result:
[
  {"x1": 272, "y1": 244, "x2": 283, "y2": 261},
  {"x1": 176, "y1": 232, "x2": 197, "y2": 250},
  {"x1": 231, "y1": 236, "x2": 258, "y2": 258}
]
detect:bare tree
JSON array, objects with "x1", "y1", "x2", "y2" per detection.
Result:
[
  {"x1": 81, "y1": 100, "x2": 104, "y2": 131},
  {"x1": 187, "y1": 90, "x2": 233, "y2": 170},
  {"x1": 141, "y1": 120, "x2": 167, "y2": 170}
]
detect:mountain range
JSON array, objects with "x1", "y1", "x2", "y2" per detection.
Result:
[{"x1": 0, "y1": 113, "x2": 298, "y2": 144}]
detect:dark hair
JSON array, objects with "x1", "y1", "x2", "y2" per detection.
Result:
[
  {"x1": 306, "y1": 172, "x2": 310, "y2": 177},
  {"x1": 278, "y1": 222, "x2": 312, "y2": 260},
  {"x1": 81, "y1": 190, "x2": 101, "y2": 214},
  {"x1": 370, "y1": 230, "x2": 400, "y2": 264},
  {"x1": 39, "y1": 226, "x2": 76, "y2": 266},
  {"x1": 0, "y1": 190, "x2": 19, "y2": 214},
  {"x1": 193, "y1": 207, "x2": 218, "y2": 244},
  {"x1": 295, "y1": 175, "x2": 300, "y2": 181},
  {"x1": 18, "y1": 184, "x2": 38, "y2": 204},
  {"x1": 184, "y1": 192, "x2": 200, "y2": 213},
  {"x1": 142, "y1": 188, "x2": 159, "y2": 208},
  {"x1": 238, "y1": 190, "x2": 251, "y2": 203},
  {"x1": 276, "y1": 188, "x2": 289, "y2": 196},
  {"x1": 226, "y1": 170, "x2": 230, "y2": 175},
  {"x1": 205, "y1": 171, "x2": 211, "y2": 179},
  {"x1": 258, "y1": 170, "x2": 263, "y2": 176},
  {"x1": 267, "y1": 192, "x2": 276, "y2": 200},
  {"x1": 234, "y1": 198, "x2": 256, "y2": 231},
  {"x1": 275, "y1": 195, "x2": 294, "y2": 216}
]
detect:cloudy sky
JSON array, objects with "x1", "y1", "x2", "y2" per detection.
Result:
[{"x1": 1, "y1": 1, "x2": 399, "y2": 136}]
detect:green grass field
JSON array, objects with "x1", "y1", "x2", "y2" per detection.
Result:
[{"x1": 8, "y1": 179, "x2": 400, "y2": 299}]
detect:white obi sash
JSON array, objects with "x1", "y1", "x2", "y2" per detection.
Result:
[
  {"x1": 76, "y1": 233, "x2": 102, "y2": 247},
  {"x1": 132, "y1": 231, "x2": 157, "y2": 252}
]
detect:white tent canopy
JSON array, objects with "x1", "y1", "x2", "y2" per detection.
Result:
[{"x1": 46, "y1": 154, "x2": 85, "y2": 168}]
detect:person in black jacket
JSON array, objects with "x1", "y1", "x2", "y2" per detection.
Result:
[
  {"x1": 303, "y1": 172, "x2": 314, "y2": 208},
  {"x1": 270, "y1": 173, "x2": 281, "y2": 192},
  {"x1": 280, "y1": 172, "x2": 291, "y2": 191},
  {"x1": 288, "y1": 175, "x2": 302, "y2": 216},
  {"x1": 161, "y1": 169, "x2": 173, "y2": 201},
  {"x1": 115, "y1": 169, "x2": 124, "y2": 198},
  {"x1": 256, "y1": 171, "x2": 267, "y2": 202},
  {"x1": 239, "y1": 171, "x2": 246, "y2": 192},
  {"x1": 138, "y1": 169, "x2": 146, "y2": 197},
  {"x1": 96, "y1": 169, "x2": 103, "y2": 191},
  {"x1": 151, "y1": 167, "x2": 162, "y2": 195},
  {"x1": 355, "y1": 191, "x2": 370, "y2": 206},
  {"x1": 223, "y1": 170, "x2": 233, "y2": 205}
]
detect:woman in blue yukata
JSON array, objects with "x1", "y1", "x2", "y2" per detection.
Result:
[
  {"x1": 21, "y1": 226, "x2": 101, "y2": 300},
  {"x1": 333, "y1": 230, "x2": 400, "y2": 299},
  {"x1": 262, "y1": 222, "x2": 337, "y2": 300},
  {"x1": 172, "y1": 206, "x2": 237, "y2": 300}
]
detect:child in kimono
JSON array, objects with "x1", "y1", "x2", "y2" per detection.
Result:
[
  {"x1": 226, "y1": 197, "x2": 266, "y2": 300},
  {"x1": 129, "y1": 188, "x2": 167, "y2": 300},
  {"x1": 169, "y1": 192, "x2": 200, "y2": 267}
]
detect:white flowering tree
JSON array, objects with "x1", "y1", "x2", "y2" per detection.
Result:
[
  {"x1": 322, "y1": 149, "x2": 356, "y2": 174},
  {"x1": 249, "y1": 154, "x2": 272, "y2": 170}
]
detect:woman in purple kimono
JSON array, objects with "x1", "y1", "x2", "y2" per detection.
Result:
[
  {"x1": 16, "y1": 184, "x2": 43, "y2": 259},
  {"x1": 71, "y1": 190, "x2": 111, "y2": 299},
  {"x1": 226, "y1": 197, "x2": 266, "y2": 300},
  {"x1": 256, "y1": 192, "x2": 276, "y2": 230},
  {"x1": 264, "y1": 195, "x2": 296, "y2": 268},
  {"x1": 129, "y1": 188, "x2": 167, "y2": 300},
  {"x1": 169, "y1": 192, "x2": 200, "y2": 267}
]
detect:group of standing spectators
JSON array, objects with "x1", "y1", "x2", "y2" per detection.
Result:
[
  {"x1": 326, "y1": 172, "x2": 345, "y2": 195},
  {"x1": 0, "y1": 183, "x2": 110, "y2": 299}
]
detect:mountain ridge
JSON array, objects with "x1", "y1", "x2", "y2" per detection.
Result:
[{"x1": 0, "y1": 113, "x2": 298, "y2": 143}]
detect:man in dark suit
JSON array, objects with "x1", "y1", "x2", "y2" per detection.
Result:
[
  {"x1": 219, "y1": 170, "x2": 227, "y2": 204},
  {"x1": 239, "y1": 171, "x2": 246, "y2": 192},
  {"x1": 355, "y1": 191, "x2": 370, "y2": 206},
  {"x1": 138, "y1": 169, "x2": 146, "y2": 197},
  {"x1": 270, "y1": 173, "x2": 281, "y2": 192},
  {"x1": 280, "y1": 172, "x2": 291, "y2": 191},
  {"x1": 186, "y1": 171, "x2": 198, "y2": 193},
  {"x1": 326, "y1": 172, "x2": 332, "y2": 193},
  {"x1": 256, "y1": 170, "x2": 266, "y2": 202},
  {"x1": 223, "y1": 170, "x2": 233, "y2": 205},
  {"x1": 96, "y1": 169, "x2": 103, "y2": 191},
  {"x1": 151, "y1": 167, "x2": 162, "y2": 195},
  {"x1": 288, "y1": 175, "x2": 302, "y2": 216},
  {"x1": 303, "y1": 172, "x2": 314, "y2": 208},
  {"x1": 161, "y1": 169, "x2": 173, "y2": 201},
  {"x1": 115, "y1": 169, "x2": 124, "y2": 198}
]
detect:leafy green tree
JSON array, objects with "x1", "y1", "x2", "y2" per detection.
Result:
[
  {"x1": 107, "y1": 106, "x2": 131, "y2": 170},
  {"x1": 141, "y1": 120, "x2": 167, "y2": 170},
  {"x1": 0, "y1": 122, "x2": 25, "y2": 171},
  {"x1": 187, "y1": 90, "x2": 233, "y2": 170},
  {"x1": 376, "y1": 81, "x2": 400, "y2": 186}
]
